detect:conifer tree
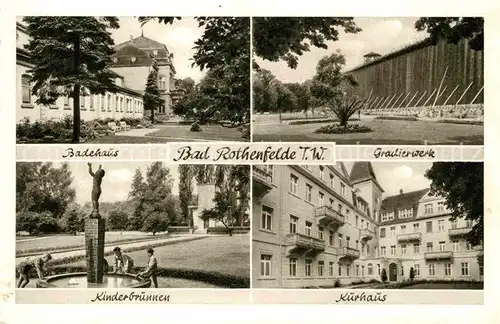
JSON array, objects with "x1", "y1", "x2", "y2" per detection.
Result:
[
  {"x1": 23, "y1": 17, "x2": 120, "y2": 142},
  {"x1": 143, "y1": 59, "x2": 162, "y2": 124}
]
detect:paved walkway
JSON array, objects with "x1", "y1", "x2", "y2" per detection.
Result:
[{"x1": 16, "y1": 235, "x2": 208, "y2": 265}]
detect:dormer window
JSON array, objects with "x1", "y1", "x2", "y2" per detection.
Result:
[
  {"x1": 131, "y1": 56, "x2": 136, "y2": 63},
  {"x1": 153, "y1": 50, "x2": 158, "y2": 56},
  {"x1": 112, "y1": 57, "x2": 118, "y2": 63}
]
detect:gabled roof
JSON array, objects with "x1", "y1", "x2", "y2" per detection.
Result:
[
  {"x1": 349, "y1": 162, "x2": 385, "y2": 192},
  {"x1": 381, "y1": 188, "x2": 429, "y2": 212},
  {"x1": 115, "y1": 35, "x2": 168, "y2": 51}
]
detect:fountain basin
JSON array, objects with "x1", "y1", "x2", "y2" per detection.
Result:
[{"x1": 36, "y1": 272, "x2": 151, "y2": 288}]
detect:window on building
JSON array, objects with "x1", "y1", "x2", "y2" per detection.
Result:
[
  {"x1": 367, "y1": 244, "x2": 370, "y2": 256},
  {"x1": 438, "y1": 220, "x2": 445, "y2": 232},
  {"x1": 21, "y1": 75, "x2": 32, "y2": 103},
  {"x1": 318, "y1": 261, "x2": 324, "y2": 277},
  {"x1": 439, "y1": 241, "x2": 446, "y2": 251},
  {"x1": 338, "y1": 264, "x2": 342, "y2": 276},
  {"x1": 479, "y1": 263, "x2": 484, "y2": 276},
  {"x1": 289, "y1": 174, "x2": 298, "y2": 194},
  {"x1": 289, "y1": 215, "x2": 298, "y2": 234},
  {"x1": 289, "y1": 258, "x2": 297, "y2": 277},
  {"x1": 377, "y1": 264, "x2": 381, "y2": 276},
  {"x1": 260, "y1": 254, "x2": 272, "y2": 277},
  {"x1": 401, "y1": 244, "x2": 407, "y2": 255},
  {"x1": 305, "y1": 184, "x2": 312, "y2": 202},
  {"x1": 466, "y1": 242, "x2": 472, "y2": 251},
  {"x1": 466, "y1": 220, "x2": 473, "y2": 228},
  {"x1": 305, "y1": 221, "x2": 312, "y2": 237},
  {"x1": 390, "y1": 226, "x2": 396, "y2": 237},
  {"x1": 261, "y1": 206, "x2": 273, "y2": 231},
  {"x1": 338, "y1": 204, "x2": 342, "y2": 213},
  {"x1": 428, "y1": 264, "x2": 435, "y2": 276},
  {"x1": 64, "y1": 97, "x2": 70, "y2": 107},
  {"x1": 319, "y1": 166, "x2": 324, "y2": 180},
  {"x1": 107, "y1": 94, "x2": 111, "y2": 111},
  {"x1": 390, "y1": 245, "x2": 396, "y2": 255},
  {"x1": 413, "y1": 223, "x2": 420, "y2": 232},
  {"x1": 414, "y1": 264, "x2": 420, "y2": 276},
  {"x1": 338, "y1": 234, "x2": 343, "y2": 247},
  {"x1": 381, "y1": 246, "x2": 386, "y2": 256},
  {"x1": 368, "y1": 264, "x2": 373, "y2": 276},
  {"x1": 401, "y1": 266, "x2": 404, "y2": 277},
  {"x1": 361, "y1": 265, "x2": 365, "y2": 277},
  {"x1": 346, "y1": 265, "x2": 351, "y2": 277},
  {"x1": 80, "y1": 95, "x2": 85, "y2": 109},
  {"x1": 100, "y1": 95, "x2": 104, "y2": 111},
  {"x1": 263, "y1": 165, "x2": 274, "y2": 182},
  {"x1": 346, "y1": 236, "x2": 350, "y2": 248},
  {"x1": 437, "y1": 201, "x2": 445, "y2": 212},
  {"x1": 426, "y1": 242, "x2": 433, "y2": 252},
  {"x1": 451, "y1": 220, "x2": 457, "y2": 229},
  {"x1": 318, "y1": 226, "x2": 324, "y2": 240},
  {"x1": 318, "y1": 192, "x2": 324, "y2": 206},
  {"x1": 399, "y1": 208, "x2": 413, "y2": 218},
  {"x1": 426, "y1": 221, "x2": 433, "y2": 233},
  {"x1": 329, "y1": 174, "x2": 334, "y2": 187},
  {"x1": 328, "y1": 231, "x2": 334, "y2": 246},
  {"x1": 424, "y1": 203, "x2": 433, "y2": 214},
  {"x1": 89, "y1": 95, "x2": 94, "y2": 110},
  {"x1": 329, "y1": 198, "x2": 334, "y2": 208},
  {"x1": 380, "y1": 228, "x2": 386, "y2": 238},
  {"x1": 356, "y1": 216, "x2": 359, "y2": 228},
  {"x1": 355, "y1": 265, "x2": 360, "y2": 277},
  {"x1": 413, "y1": 243, "x2": 420, "y2": 254},
  {"x1": 401, "y1": 225, "x2": 406, "y2": 233},
  {"x1": 444, "y1": 264, "x2": 452, "y2": 276},
  {"x1": 452, "y1": 240, "x2": 459, "y2": 251},
  {"x1": 305, "y1": 259, "x2": 312, "y2": 277},
  {"x1": 461, "y1": 262, "x2": 469, "y2": 276},
  {"x1": 329, "y1": 262, "x2": 334, "y2": 276}
]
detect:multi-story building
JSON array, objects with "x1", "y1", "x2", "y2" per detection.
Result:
[{"x1": 252, "y1": 162, "x2": 483, "y2": 288}]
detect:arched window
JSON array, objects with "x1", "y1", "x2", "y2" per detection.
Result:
[
  {"x1": 21, "y1": 74, "x2": 31, "y2": 103},
  {"x1": 367, "y1": 263, "x2": 373, "y2": 276}
]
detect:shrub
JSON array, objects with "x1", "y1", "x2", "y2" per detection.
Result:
[
  {"x1": 206, "y1": 227, "x2": 250, "y2": 234},
  {"x1": 437, "y1": 119, "x2": 484, "y2": 125},
  {"x1": 374, "y1": 116, "x2": 418, "y2": 121},
  {"x1": 333, "y1": 279, "x2": 341, "y2": 288},
  {"x1": 16, "y1": 211, "x2": 60, "y2": 236},
  {"x1": 381, "y1": 268, "x2": 388, "y2": 283},
  {"x1": 409, "y1": 267, "x2": 415, "y2": 282},
  {"x1": 239, "y1": 124, "x2": 250, "y2": 140},
  {"x1": 190, "y1": 122, "x2": 202, "y2": 132},
  {"x1": 315, "y1": 124, "x2": 372, "y2": 134}
]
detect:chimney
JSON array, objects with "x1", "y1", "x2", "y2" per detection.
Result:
[
  {"x1": 129, "y1": 35, "x2": 134, "y2": 45},
  {"x1": 399, "y1": 189, "x2": 403, "y2": 195}
]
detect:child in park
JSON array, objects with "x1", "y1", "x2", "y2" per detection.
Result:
[
  {"x1": 137, "y1": 248, "x2": 158, "y2": 288},
  {"x1": 112, "y1": 247, "x2": 134, "y2": 274},
  {"x1": 16, "y1": 253, "x2": 52, "y2": 288}
]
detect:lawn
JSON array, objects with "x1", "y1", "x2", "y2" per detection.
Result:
[
  {"x1": 253, "y1": 118, "x2": 484, "y2": 144},
  {"x1": 403, "y1": 282, "x2": 483, "y2": 290},
  {"x1": 147, "y1": 125, "x2": 246, "y2": 141},
  {"x1": 87, "y1": 135, "x2": 170, "y2": 144},
  {"x1": 16, "y1": 233, "x2": 167, "y2": 254}
]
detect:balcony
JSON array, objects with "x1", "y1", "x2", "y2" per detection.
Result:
[
  {"x1": 397, "y1": 232, "x2": 422, "y2": 243},
  {"x1": 285, "y1": 233, "x2": 325, "y2": 256},
  {"x1": 336, "y1": 246, "x2": 361, "y2": 261},
  {"x1": 448, "y1": 227, "x2": 472, "y2": 237},
  {"x1": 252, "y1": 167, "x2": 273, "y2": 198},
  {"x1": 315, "y1": 206, "x2": 345, "y2": 227},
  {"x1": 360, "y1": 229, "x2": 374, "y2": 241},
  {"x1": 424, "y1": 251, "x2": 453, "y2": 261}
]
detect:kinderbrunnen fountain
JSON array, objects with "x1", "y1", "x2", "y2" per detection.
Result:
[{"x1": 37, "y1": 163, "x2": 150, "y2": 288}]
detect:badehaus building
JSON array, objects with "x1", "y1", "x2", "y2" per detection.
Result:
[{"x1": 252, "y1": 162, "x2": 483, "y2": 288}]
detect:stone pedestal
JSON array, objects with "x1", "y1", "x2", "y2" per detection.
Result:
[{"x1": 85, "y1": 218, "x2": 105, "y2": 283}]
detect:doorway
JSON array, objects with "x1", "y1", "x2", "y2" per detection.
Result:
[{"x1": 389, "y1": 262, "x2": 398, "y2": 281}]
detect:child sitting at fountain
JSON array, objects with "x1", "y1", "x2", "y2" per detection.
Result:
[
  {"x1": 16, "y1": 253, "x2": 52, "y2": 288},
  {"x1": 112, "y1": 247, "x2": 134, "y2": 274},
  {"x1": 137, "y1": 248, "x2": 158, "y2": 288}
]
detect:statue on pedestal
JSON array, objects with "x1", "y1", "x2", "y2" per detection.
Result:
[{"x1": 88, "y1": 163, "x2": 105, "y2": 219}]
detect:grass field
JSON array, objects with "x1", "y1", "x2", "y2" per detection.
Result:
[
  {"x1": 87, "y1": 135, "x2": 170, "y2": 143},
  {"x1": 253, "y1": 117, "x2": 484, "y2": 144},
  {"x1": 16, "y1": 233, "x2": 164, "y2": 253},
  {"x1": 147, "y1": 125, "x2": 245, "y2": 141}
]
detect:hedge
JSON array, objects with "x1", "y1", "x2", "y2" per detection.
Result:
[
  {"x1": 374, "y1": 116, "x2": 419, "y2": 121},
  {"x1": 373, "y1": 279, "x2": 483, "y2": 289},
  {"x1": 437, "y1": 119, "x2": 484, "y2": 125},
  {"x1": 289, "y1": 118, "x2": 360, "y2": 125},
  {"x1": 207, "y1": 227, "x2": 250, "y2": 234},
  {"x1": 167, "y1": 227, "x2": 193, "y2": 233}
]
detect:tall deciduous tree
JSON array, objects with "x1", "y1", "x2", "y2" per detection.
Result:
[
  {"x1": 415, "y1": 17, "x2": 484, "y2": 51},
  {"x1": 178, "y1": 165, "x2": 193, "y2": 225},
  {"x1": 143, "y1": 59, "x2": 162, "y2": 124},
  {"x1": 175, "y1": 77, "x2": 195, "y2": 93},
  {"x1": 60, "y1": 203, "x2": 85, "y2": 235},
  {"x1": 23, "y1": 17, "x2": 120, "y2": 142},
  {"x1": 252, "y1": 17, "x2": 361, "y2": 69},
  {"x1": 425, "y1": 162, "x2": 483, "y2": 246}
]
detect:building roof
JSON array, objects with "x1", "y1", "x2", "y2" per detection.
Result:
[
  {"x1": 363, "y1": 52, "x2": 381, "y2": 57},
  {"x1": 349, "y1": 162, "x2": 385, "y2": 192},
  {"x1": 380, "y1": 188, "x2": 430, "y2": 212}
]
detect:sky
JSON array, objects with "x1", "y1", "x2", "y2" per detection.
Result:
[
  {"x1": 255, "y1": 17, "x2": 429, "y2": 84},
  {"x1": 344, "y1": 162, "x2": 433, "y2": 197},
  {"x1": 54, "y1": 162, "x2": 183, "y2": 205}
]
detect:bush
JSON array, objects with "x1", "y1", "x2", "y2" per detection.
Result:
[
  {"x1": 289, "y1": 118, "x2": 360, "y2": 125},
  {"x1": 119, "y1": 117, "x2": 144, "y2": 127},
  {"x1": 239, "y1": 124, "x2": 250, "y2": 140},
  {"x1": 167, "y1": 226, "x2": 193, "y2": 233},
  {"x1": 16, "y1": 211, "x2": 60, "y2": 235},
  {"x1": 190, "y1": 122, "x2": 202, "y2": 132},
  {"x1": 334, "y1": 279, "x2": 341, "y2": 288},
  {"x1": 409, "y1": 267, "x2": 415, "y2": 282},
  {"x1": 381, "y1": 268, "x2": 388, "y2": 283},
  {"x1": 374, "y1": 116, "x2": 418, "y2": 121},
  {"x1": 315, "y1": 124, "x2": 372, "y2": 134}
]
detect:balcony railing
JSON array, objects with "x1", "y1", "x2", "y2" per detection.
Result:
[
  {"x1": 285, "y1": 233, "x2": 325, "y2": 253},
  {"x1": 252, "y1": 167, "x2": 273, "y2": 198},
  {"x1": 424, "y1": 251, "x2": 453, "y2": 260},
  {"x1": 360, "y1": 229, "x2": 374, "y2": 241},
  {"x1": 448, "y1": 227, "x2": 472, "y2": 237},
  {"x1": 315, "y1": 206, "x2": 345, "y2": 227},
  {"x1": 397, "y1": 232, "x2": 422, "y2": 242},
  {"x1": 336, "y1": 246, "x2": 361, "y2": 260}
]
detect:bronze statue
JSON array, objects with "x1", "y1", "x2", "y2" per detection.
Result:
[{"x1": 88, "y1": 163, "x2": 105, "y2": 218}]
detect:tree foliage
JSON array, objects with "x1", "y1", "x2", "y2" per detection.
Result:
[
  {"x1": 415, "y1": 17, "x2": 484, "y2": 51},
  {"x1": 174, "y1": 77, "x2": 195, "y2": 93},
  {"x1": 252, "y1": 17, "x2": 361, "y2": 69},
  {"x1": 178, "y1": 165, "x2": 193, "y2": 225},
  {"x1": 107, "y1": 209, "x2": 129, "y2": 230},
  {"x1": 381, "y1": 268, "x2": 388, "y2": 283},
  {"x1": 425, "y1": 162, "x2": 483, "y2": 246},
  {"x1": 143, "y1": 59, "x2": 162, "y2": 124},
  {"x1": 59, "y1": 204, "x2": 85, "y2": 234},
  {"x1": 23, "y1": 16, "x2": 120, "y2": 142},
  {"x1": 16, "y1": 211, "x2": 59, "y2": 235},
  {"x1": 16, "y1": 162, "x2": 76, "y2": 218}
]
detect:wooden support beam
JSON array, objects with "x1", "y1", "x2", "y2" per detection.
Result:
[
  {"x1": 366, "y1": 96, "x2": 379, "y2": 110},
  {"x1": 413, "y1": 90, "x2": 427, "y2": 108},
  {"x1": 387, "y1": 93, "x2": 403, "y2": 110},
  {"x1": 393, "y1": 92, "x2": 411, "y2": 109},
  {"x1": 455, "y1": 82, "x2": 473, "y2": 106},
  {"x1": 443, "y1": 85, "x2": 460, "y2": 106},
  {"x1": 434, "y1": 85, "x2": 448, "y2": 106},
  {"x1": 405, "y1": 91, "x2": 419, "y2": 108},
  {"x1": 377, "y1": 95, "x2": 392, "y2": 110},
  {"x1": 469, "y1": 85, "x2": 484, "y2": 105},
  {"x1": 422, "y1": 89, "x2": 438, "y2": 107},
  {"x1": 432, "y1": 65, "x2": 449, "y2": 107}
]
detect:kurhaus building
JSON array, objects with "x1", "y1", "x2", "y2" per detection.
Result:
[
  {"x1": 252, "y1": 162, "x2": 483, "y2": 288},
  {"x1": 16, "y1": 21, "x2": 178, "y2": 123}
]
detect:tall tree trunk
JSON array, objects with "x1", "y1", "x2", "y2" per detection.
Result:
[
  {"x1": 72, "y1": 36, "x2": 81, "y2": 143},
  {"x1": 151, "y1": 106, "x2": 155, "y2": 124}
]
